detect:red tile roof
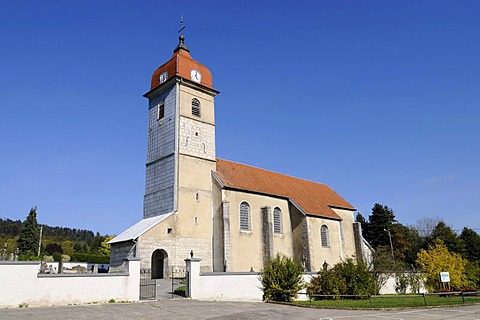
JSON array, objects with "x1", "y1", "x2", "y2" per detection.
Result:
[
  {"x1": 215, "y1": 158, "x2": 355, "y2": 220},
  {"x1": 150, "y1": 42, "x2": 213, "y2": 90}
]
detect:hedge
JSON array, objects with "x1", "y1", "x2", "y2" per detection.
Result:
[{"x1": 71, "y1": 253, "x2": 110, "y2": 264}]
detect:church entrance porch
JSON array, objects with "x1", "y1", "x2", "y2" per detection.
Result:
[{"x1": 151, "y1": 249, "x2": 168, "y2": 279}]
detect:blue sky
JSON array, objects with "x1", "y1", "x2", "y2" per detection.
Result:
[{"x1": 1, "y1": 1, "x2": 479, "y2": 235}]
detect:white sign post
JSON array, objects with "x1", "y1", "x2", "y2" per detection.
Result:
[
  {"x1": 440, "y1": 272, "x2": 451, "y2": 291},
  {"x1": 440, "y1": 272, "x2": 450, "y2": 283}
]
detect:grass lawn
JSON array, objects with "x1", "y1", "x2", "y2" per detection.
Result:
[{"x1": 294, "y1": 294, "x2": 480, "y2": 309}]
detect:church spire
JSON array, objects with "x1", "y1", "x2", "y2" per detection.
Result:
[
  {"x1": 174, "y1": 16, "x2": 189, "y2": 53},
  {"x1": 174, "y1": 34, "x2": 189, "y2": 53}
]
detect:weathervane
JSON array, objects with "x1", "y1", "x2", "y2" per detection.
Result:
[{"x1": 178, "y1": 15, "x2": 186, "y2": 35}]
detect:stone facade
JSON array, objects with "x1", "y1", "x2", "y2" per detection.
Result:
[
  {"x1": 110, "y1": 38, "x2": 364, "y2": 277},
  {"x1": 144, "y1": 83, "x2": 176, "y2": 218}
]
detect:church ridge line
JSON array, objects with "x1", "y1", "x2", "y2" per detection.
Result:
[{"x1": 215, "y1": 156, "x2": 335, "y2": 189}]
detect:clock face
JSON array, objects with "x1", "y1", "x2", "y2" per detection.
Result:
[
  {"x1": 159, "y1": 71, "x2": 168, "y2": 83},
  {"x1": 190, "y1": 69, "x2": 202, "y2": 83}
]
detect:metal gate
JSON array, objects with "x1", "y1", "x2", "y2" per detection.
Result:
[
  {"x1": 140, "y1": 270, "x2": 156, "y2": 300},
  {"x1": 171, "y1": 269, "x2": 186, "y2": 298}
]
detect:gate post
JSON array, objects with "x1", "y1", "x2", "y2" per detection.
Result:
[
  {"x1": 185, "y1": 258, "x2": 201, "y2": 298},
  {"x1": 126, "y1": 257, "x2": 141, "y2": 301}
]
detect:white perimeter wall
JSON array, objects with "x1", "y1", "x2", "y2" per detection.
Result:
[
  {"x1": 0, "y1": 259, "x2": 140, "y2": 308},
  {"x1": 197, "y1": 272, "x2": 264, "y2": 301},
  {"x1": 186, "y1": 259, "x2": 317, "y2": 302},
  {"x1": 185, "y1": 259, "x2": 424, "y2": 302}
]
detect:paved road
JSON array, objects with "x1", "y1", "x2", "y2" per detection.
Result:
[{"x1": 2, "y1": 300, "x2": 480, "y2": 319}]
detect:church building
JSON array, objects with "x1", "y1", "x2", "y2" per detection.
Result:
[{"x1": 109, "y1": 35, "x2": 365, "y2": 277}]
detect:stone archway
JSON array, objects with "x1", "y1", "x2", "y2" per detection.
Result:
[{"x1": 151, "y1": 249, "x2": 168, "y2": 279}]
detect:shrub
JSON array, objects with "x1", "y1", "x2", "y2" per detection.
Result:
[
  {"x1": 71, "y1": 253, "x2": 109, "y2": 264},
  {"x1": 260, "y1": 254, "x2": 304, "y2": 302},
  {"x1": 395, "y1": 273, "x2": 409, "y2": 294},
  {"x1": 308, "y1": 258, "x2": 375, "y2": 299},
  {"x1": 308, "y1": 267, "x2": 347, "y2": 299}
]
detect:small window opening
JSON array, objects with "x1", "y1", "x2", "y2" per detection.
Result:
[
  {"x1": 157, "y1": 102, "x2": 165, "y2": 120},
  {"x1": 195, "y1": 217, "x2": 199, "y2": 225},
  {"x1": 167, "y1": 228, "x2": 173, "y2": 234},
  {"x1": 191, "y1": 98, "x2": 201, "y2": 117}
]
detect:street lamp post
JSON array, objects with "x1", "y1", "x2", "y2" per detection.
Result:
[{"x1": 384, "y1": 228, "x2": 395, "y2": 260}]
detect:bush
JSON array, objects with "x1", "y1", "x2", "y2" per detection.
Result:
[
  {"x1": 308, "y1": 258, "x2": 375, "y2": 299},
  {"x1": 52, "y1": 252, "x2": 63, "y2": 262},
  {"x1": 308, "y1": 266, "x2": 347, "y2": 299},
  {"x1": 17, "y1": 250, "x2": 38, "y2": 261},
  {"x1": 260, "y1": 254, "x2": 304, "y2": 302},
  {"x1": 71, "y1": 253, "x2": 109, "y2": 264},
  {"x1": 395, "y1": 273, "x2": 409, "y2": 294}
]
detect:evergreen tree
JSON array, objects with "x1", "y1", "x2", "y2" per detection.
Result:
[
  {"x1": 391, "y1": 223, "x2": 421, "y2": 265},
  {"x1": 429, "y1": 221, "x2": 464, "y2": 255},
  {"x1": 366, "y1": 203, "x2": 397, "y2": 249},
  {"x1": 17, "y1": 207, "x2": 40, "y2": 255},
  {"x1": 356, "y1": 212, "x2": 369, "y2": 238},
  {"x1": 459, "y1": 227, "x2": 480, "y2": 262}
]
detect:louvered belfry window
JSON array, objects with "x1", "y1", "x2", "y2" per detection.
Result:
[
  {"x1": 157, "y1": 102, "x2": 164, "y2": 120},
  {"x1": 192, "y1": 98, "x2": 201, "y2": 117},
  {"x1": 240, "y1": 202, "x2": 251, "y2": 231},
  {"x1": 321, "y1": 225, "x2": 330, "y2": 247},
  {"x1": 273, "y1": 207, "x2": 282, "y2": 234}
]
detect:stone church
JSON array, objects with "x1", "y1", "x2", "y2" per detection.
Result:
[{"x1": 109, "y1": 35, "x2": 365, "y2": 278}]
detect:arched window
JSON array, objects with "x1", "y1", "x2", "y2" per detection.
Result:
[
  {"x1": 240, "y1": 202, "x2": 251, "y2": 231},
  {"x1": 273, "y1": 207, "x2": 282, "y2": 234},
  {"x1": 321, "y1": 225, "x2": 330, "y2": 247},
  {"x1": 192, "y1": 98, "x2": 201, "y2": 117}
]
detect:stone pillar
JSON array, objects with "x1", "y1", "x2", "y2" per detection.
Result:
[
  {"x1": 185, "y1": 258, "x2": 201, "y2": 299},
  {"x1": 126, "y1": 257, "x2": 141, "y2": 302},
  {"x1": 353, "y1": 222, "x2": 364, "y2": 263},
  {"x1": 302, "y1": 219, "x2": 312, "y2": 271},
  {"x1": 222, "y1": 201, "x2": 231, "y2": 272},
  {"x1": 261, "y1": 206, "x2": 273, "y2": 267}
]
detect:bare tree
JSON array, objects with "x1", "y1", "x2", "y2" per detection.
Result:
[{"x1": 415, "y1": 216, "x2": 441, "y2": 238}]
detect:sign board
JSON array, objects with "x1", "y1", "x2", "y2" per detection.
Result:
[{"x1": 440, "y1": 272, "x2": 450, "y2": 283}]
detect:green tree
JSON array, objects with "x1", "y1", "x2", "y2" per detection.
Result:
[
  {"x1": 17, "y1": 207, "x2": 40, "y2": 256},
  {"x1": 464, "y1": 260, "x2": 480, "y2": 290},
  {"x1": 429, "y1": 221, "x2": 464, "y2": 255},
  {"x1": 370, "y1": 246, "x2": 397, "y2": 294},
  {"x1": 416, "y1": 239, "x2": 468, "y2": 291},
  {"x1": 62, "y1": 240, "x2": 74, "y2": 257},
  {"x1": 365, "y1": 203, "x2": 397, "y2": 249},
  {"x1": 356, "y1": 212, "x2": 369, "y2": 238},
  {"x1": 98, "y1": 235, "x2": 115, "y2": 256},
  {"x1": 459, "y1": 228, "x2": 480, "y2": 262},
  {"x1": 88, "y1": 232, "x2": 104, "y2": 253},
  {"x1": 391, "y1": 224, "x2": 422, "y2": 265},
  {"x1": 45, "y1": 242, "x2": 63, "y2": 256},
  {"x1": 260, "y1": 254, "x2": 304, "y2": 302}
]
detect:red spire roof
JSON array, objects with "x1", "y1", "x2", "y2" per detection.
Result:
[{"x1": 150, "y1": 35, "x2": 213, "y2": 90}]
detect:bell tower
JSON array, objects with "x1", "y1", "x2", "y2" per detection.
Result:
[{"x1": 142, "y1": 35, "x2": 219, "y2": 269}]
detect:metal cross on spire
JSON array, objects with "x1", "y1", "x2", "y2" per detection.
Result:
[
  {"x1": 174, "y1": 15, "x2": 189, "y2": 53},
  {"x1": 178, "y1": 15, "x2": 186, "y2": 35}
]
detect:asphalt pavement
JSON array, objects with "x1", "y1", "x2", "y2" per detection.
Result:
[{"x1": 1, "y1": 299, "x2": 480, "y2": 320}]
